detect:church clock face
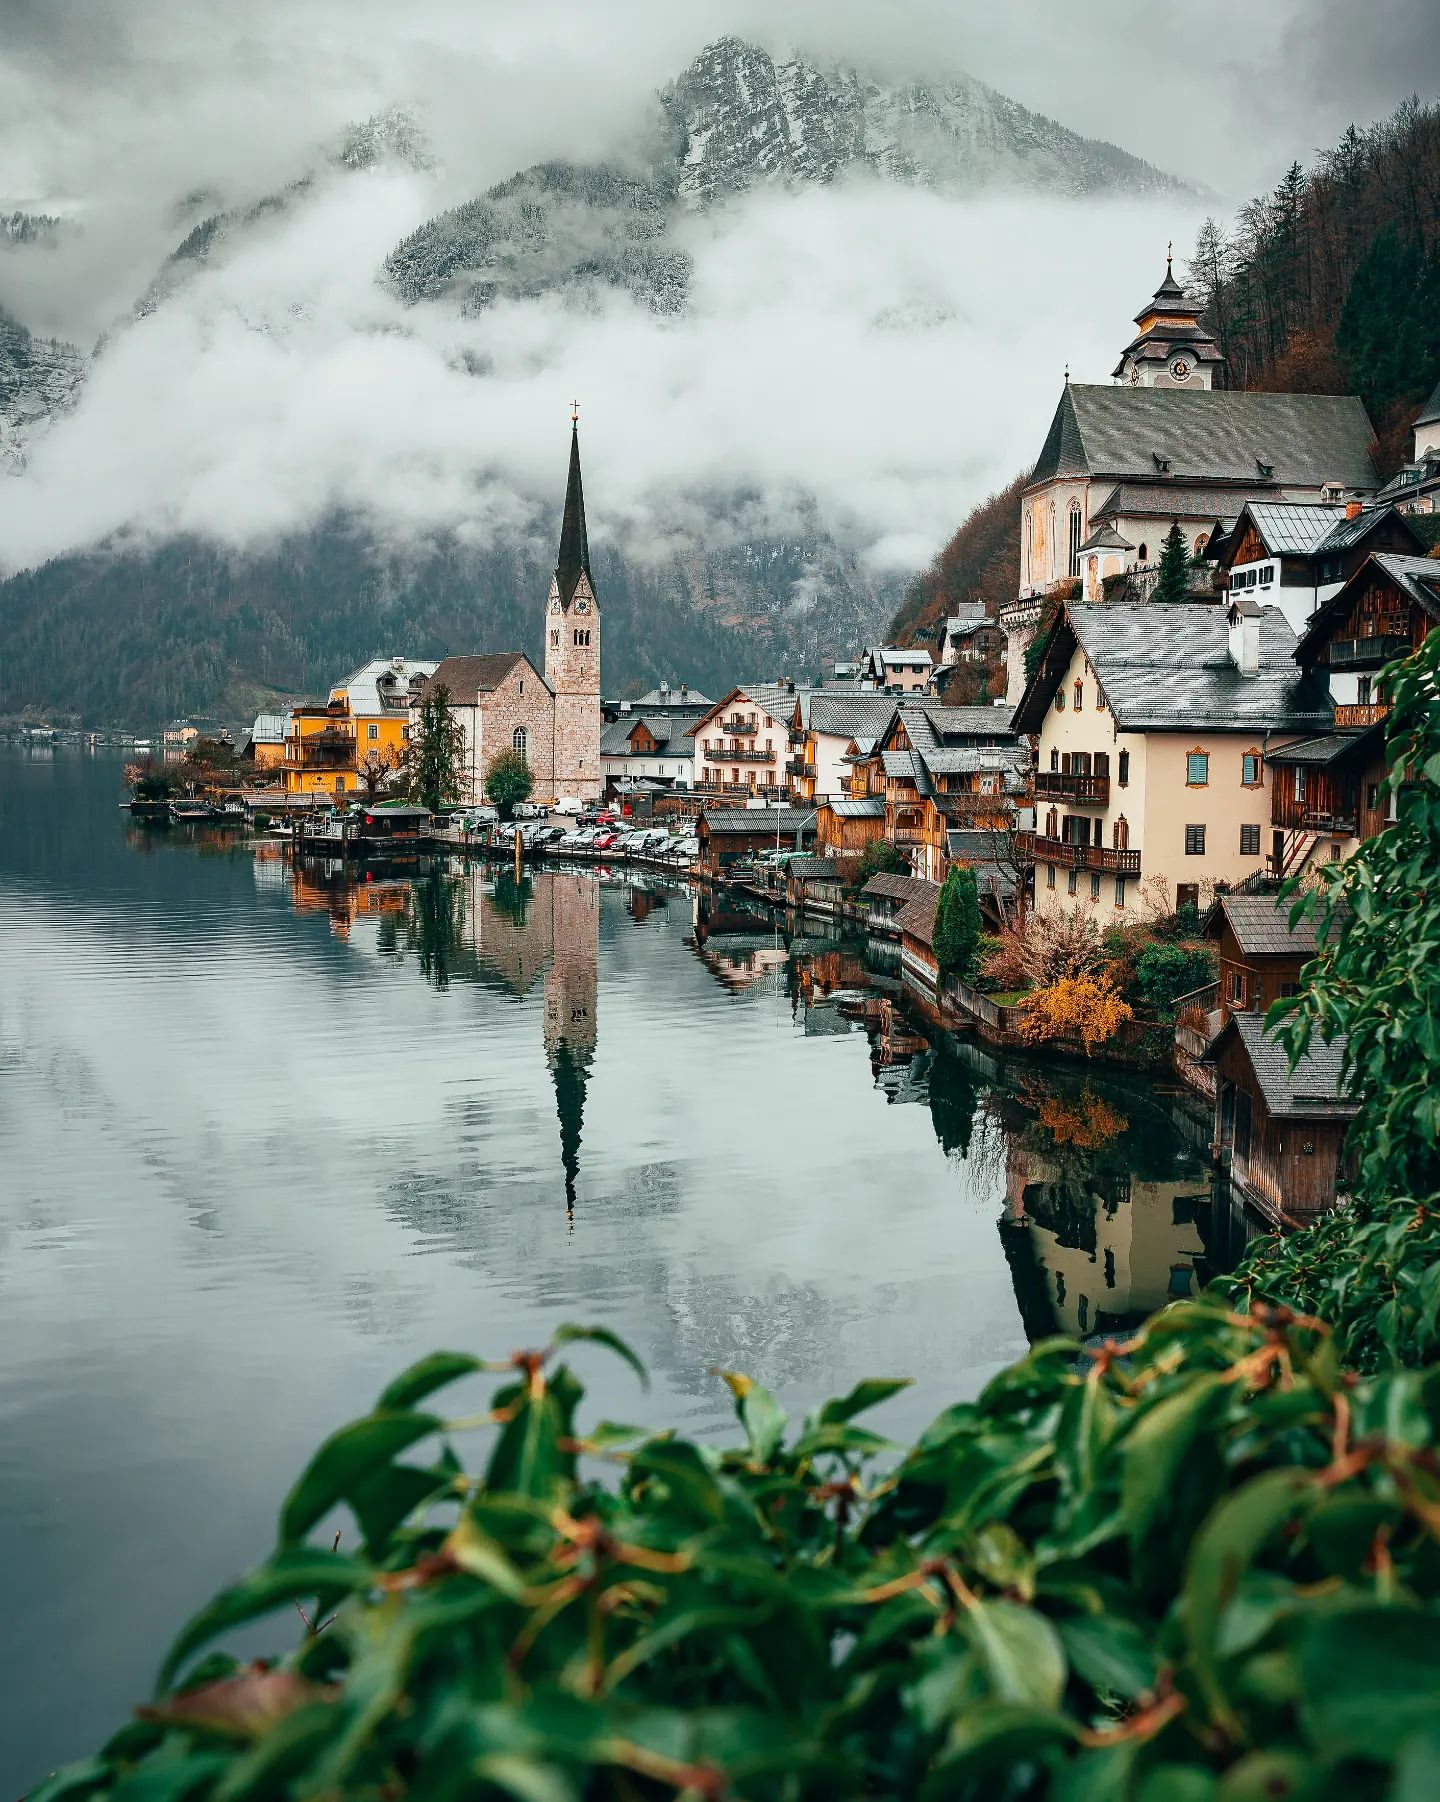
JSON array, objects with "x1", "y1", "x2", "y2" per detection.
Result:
[
  {"x1": 1169, "y1": 354, "x2": 1193, "y2": 382},
  {"x1": 575, "y1": 597, "x2": 590, "y2": 614},
  {"x1": 550, "y1": 599, "x2": 561, "y2": 615}
]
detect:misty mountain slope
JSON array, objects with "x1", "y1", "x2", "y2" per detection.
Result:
[
  {"x1": 663, "y1": 37, "x2": 1191, "y2": 204},
  {"x1": 385, "y1": 160, "x2": 691, "y2": 315},
  {"x1": 0, "y1": 306, "x2": 86, "y2": 472},
  {"x1": 137, "y1": 106, "x2": 435, "y2": 317},
  {"x1": 0, "y1": 514, "x2": 895, "y2": 723},
  {"x1": 385, "y1": 36, "x2": 1193, "y2": 310}
]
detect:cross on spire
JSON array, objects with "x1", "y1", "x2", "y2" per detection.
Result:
[{"x1": 569, "y1": 398, "x2": 580, "y2": 424}]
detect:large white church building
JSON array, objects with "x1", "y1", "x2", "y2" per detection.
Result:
[{"x1": 1000, "y1": 257, "x2": 1382, "y2": 701}]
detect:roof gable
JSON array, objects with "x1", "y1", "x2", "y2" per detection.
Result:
[{"x1": 423, "y1": 652, "x2": 545, "y2": 703}]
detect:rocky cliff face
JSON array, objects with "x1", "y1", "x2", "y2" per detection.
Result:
[{"x1": 0, "y1": 307, "x2": 86, "y2": 472}]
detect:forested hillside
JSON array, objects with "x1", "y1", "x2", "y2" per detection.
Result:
[
  {"x1": 1187, "y1": 96, "x2": 1440, "y2": 469},
  {"x1": 0, "y1": 524, "x2": 880, "y2": 725},
  {"x1": 888, "y1": 472, "x2": 1024, "y2": 647}
]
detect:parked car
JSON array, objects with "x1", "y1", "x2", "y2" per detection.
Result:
[
  {"x1": 553, "y1": 797, "x2": 583, "y2": 816},
  {"x1": 513, "y1": 801, "x2": 545, "y2": 819},
  {"x1": 592, "y1": 831, "x2": 621, "y2": 851}
]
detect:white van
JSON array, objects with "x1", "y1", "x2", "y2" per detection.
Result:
[{"x1": 552, "y1": 797, "x2": 583, "y2": 816}]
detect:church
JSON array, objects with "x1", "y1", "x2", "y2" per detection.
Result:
[
  {"x1": 1000, "y1": 256, "x2": 1382, "y2": 701},
  {"x1": 422, "y1": 418, "x2": 603, "y2": 806}
]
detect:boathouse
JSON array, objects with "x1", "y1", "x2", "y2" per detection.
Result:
[{"x1": 1202, "y1": 1012, "x2": 1358, "y2": 1223}]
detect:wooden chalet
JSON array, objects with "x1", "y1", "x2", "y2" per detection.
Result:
[
  {"x1": 1267, "y1": 549, "x2": 1439, "y2": 875},
  {"x1": 814, "y1": 795, "x2": 884, "y2": 861},
  {"x1": 870, "y1": 704, "x2": 1028, "y2": 884},
  {"x1": 1205, "y1": 892, "x2": 1341, "y2": 1023},
  {"x1": 1203, "y1": 1013, "x2": 1357, "y2": 1224},
  {"x1": 1212, "y1": 500, "x2": 1422, "y2": 636},
  {"x1": 784, "y1": 855, "x2": 847, "y2": 917}
]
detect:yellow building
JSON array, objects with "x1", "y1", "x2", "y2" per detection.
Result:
[{"x1": 282, "y1": 656, "x2": 437, "y2": 797}]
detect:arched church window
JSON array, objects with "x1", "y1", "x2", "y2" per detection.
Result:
[
  {"x1": 1137, "y1": 542, "x2": 1148, "y2": 562},
  {"x1": 1067, "y1": 501, "x2": 1082, "y2": 578},
  {"x1": 512, "y1": 727, "x2": 528, "y2": 757}
]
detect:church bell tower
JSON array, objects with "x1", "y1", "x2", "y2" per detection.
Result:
[
  {"x1": 1112, "y1": 249, "x2": 1225, "y2": 389},
  {"x1": 544, "y1": 411, "x2": 602, "y2": 803}
]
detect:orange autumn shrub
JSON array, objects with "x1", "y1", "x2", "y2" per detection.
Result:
[{"x1": 1019, "y1": 976, "x2": 1134, "y2": 1055}]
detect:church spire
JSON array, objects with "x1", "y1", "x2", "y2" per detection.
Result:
[{"x1": 555, "y1": 414, "x2": 591, "y2": 606}]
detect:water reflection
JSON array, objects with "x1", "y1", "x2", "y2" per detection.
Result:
[{"x1": 277, "y1": 854, "x2": 1227, "y2": 1341}]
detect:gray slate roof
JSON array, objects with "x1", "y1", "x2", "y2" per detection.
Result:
[
  {"x1": 1241, "y1": 502, "x2": 1345, "y2": 556},
  {"x1": 1092, "y1": 482, "x2": 1274, "y2": 523},
  {"x1": 1045, "y1": 603, "x2": 1331, "y2": 733},
  {"x1": 861, "y1": 873, "x2": 936, "y2": 906},
  {"x1": 1213, "y1": 893, "x2": 1343, "y2": 957},
  {"x1": 631, "y1": 684, "x2": 711, "y2": 707},
  {"x1": 1208, "y1": 1012, "x2": 1357, "y2": 1119},
  {"x1": 1030, "y1": 386, "x2": 1380, "y2": 492},
  {"x1": 601, "y1": 712, "x2": 704, "y2": 755},
  {"x1": 803, "y1": 694, "x2": 901, "y2": 740},
  {"x1": 825, "y1": 796, "x2": 884, "y2": 818},
  {"x1": 700, "y1": 808, "x2": 817, "y2": 837},
  {"x1": 787, "y1": 856, "x2": 841, "y2": 882},
  {"x1": 1078, "y1": 523, "x2": 1135, "y2": 552},
  {"x1": 1264, "y1": 732, "x2": 1369, "y2": 767}
]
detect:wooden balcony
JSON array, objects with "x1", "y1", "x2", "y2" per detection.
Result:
[
  {"x1": 709, "y1": 744, "x2": 775, "y2": 763},
  {"x1": 720, "y1": 715, "x2": 759, "y2": 735},
  {"x1": 1035, "y1": 770, "x2": 1110, "y2": 806},
  {"x1": 1031, "y1": 833, "x2": 1140, "y2": 875},
  {"x1": 1333, "y1": 702, "x2": 1389, "y2": 728},
  {"x1": 892, "y1": 826, "x2": 927, "y2": 847},
  {"x1": 1327, "y1": 636, "x2": 1411, "y2": 669},
  {"x1": 285, "y1": 730, "x2": 354, "y2": 769},
  {"x1": 788, "y1": 758, "x2": 816, "y2": 779}
]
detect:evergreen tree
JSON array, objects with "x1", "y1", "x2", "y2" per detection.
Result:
[
  {"x1": 1152, "y1": 523, "x2": 1191, "y2": 605},
  {"x1": 404, "y1": 684, "x2": 466, "y2": 812},
  {"x1": 934, "y1": 864, "x2": 981, "y2": 982}
]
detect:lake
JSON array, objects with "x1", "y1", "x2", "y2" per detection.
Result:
[{"x1": 0, "y1": 748, "x2": 1239, "y2": 1791}]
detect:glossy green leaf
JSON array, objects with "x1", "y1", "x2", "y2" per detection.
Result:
[
  {"x1": 550, "y1": 1323, "x2": 648, "y2": 1389},
  {"x1": 158, "y1": 1548, "x2": 373, "y2": 1691},
  {"x1": 377, "y1": 1350, "x2": 485, "y2": 1411},
  {"x1": 1057, "y1": 1612, "x2": 1157, "y2": 1702},
  {"x1": 280, "y1": 1409, "x2": 444, "y2": 1543},
  {"x1": 1299, "y1": 1604, "x2": 1440, "y2": 1758},
  {"x1": 960, "y1": 1598, "x2": 1067, "y2": 1708}
]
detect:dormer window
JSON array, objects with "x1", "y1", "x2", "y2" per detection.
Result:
[
  {"x1": 1152, "y1": 452, "x2": 1171, "y2": 473},
  {"x1": 1256, "y1": 459, "x2": 1274, "y2": 479}
]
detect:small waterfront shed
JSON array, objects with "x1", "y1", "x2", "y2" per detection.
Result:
[
  {"x1": 696, "y1": 807, "x2": 817, "y2": 874},
  {"x1": 1203, "y1": 1011, "x2": 1357, "y2": 1223}
]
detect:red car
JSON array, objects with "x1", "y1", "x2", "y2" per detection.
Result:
[{"x1": 592, "y1": 831, "x2": 621, "y2": 850}]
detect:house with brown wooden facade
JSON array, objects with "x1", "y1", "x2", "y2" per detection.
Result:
[
  {"x1": 1205, "y1": 892, "x2": 1342, "y2": 1022},
  {"x1": 695, "y1": 806, "x2": 817, "y2": 875},
  {"x1": 1211, "y1": 500, "x2": 1422, "y2": 635},
  {"x1": 1203, "y1": 1013, "x2": 1358, "y2": 1224},
  {"x1": 861, "y1": 704, "x2": 1029, "y2": 884},
  {"x1": 1264, "y1": 550, "x2": 1440, "y2": 875}
]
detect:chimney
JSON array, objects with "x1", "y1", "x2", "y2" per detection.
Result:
[
  {"x1": 1227, "y1": 597, "x2": 1261, "y2": 677},
  {"x1": 1346, "y1": 499, "x2": 1363, "y2": 520}
]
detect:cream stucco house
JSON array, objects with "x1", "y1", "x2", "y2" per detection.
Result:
[{"x1": 1012, "y1": 599, "x2": 1332, "y2": 916}]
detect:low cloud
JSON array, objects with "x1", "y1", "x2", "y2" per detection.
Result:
[{"x1": 0, "y1": 161, "x2": 1197, "y2": 580}]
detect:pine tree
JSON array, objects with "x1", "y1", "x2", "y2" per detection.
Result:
[
  {"x1": 1152, "y1": 523, "x2": 1191, "y2": 605},
  {"x1": 934, "y1": 864, "x2": 981, "y2": 982},
  {"x1": 404, "y1": 684, "x2": 466, "y2": 812}
]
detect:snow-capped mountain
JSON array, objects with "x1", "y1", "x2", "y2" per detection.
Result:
[{"x1": 386, "y1": 37, "x2": 1190, "y2": 314}]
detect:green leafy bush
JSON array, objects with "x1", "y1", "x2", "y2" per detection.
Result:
[
  {"x1": 35, "y1": 1309, "x2": 1440, "y2": 1802},
  {"x1": 1129, "y1": 942, "x2": 1215, "y2": 1019},
  {"x1": 847, "y1": 838, "x2": 905, "y2": 895}
]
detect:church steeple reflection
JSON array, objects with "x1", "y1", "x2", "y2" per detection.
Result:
[{"x1": 543, "y1": 873, "x2": 598, "y2": 1218}]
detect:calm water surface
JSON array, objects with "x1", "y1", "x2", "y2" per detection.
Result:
[{"x1": 0, "y1": 749, "x2": 1236, "y2": 1790}]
